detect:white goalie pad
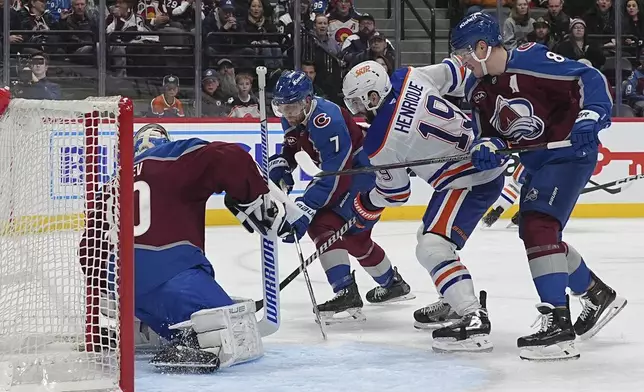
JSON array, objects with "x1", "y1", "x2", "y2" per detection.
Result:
[{"x1": 169, "y1": 297, "x2": 264, "y2": 368}]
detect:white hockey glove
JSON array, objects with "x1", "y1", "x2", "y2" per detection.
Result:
[{"x1": 225, "y1": 193, "x2": 288, "y2": 236}]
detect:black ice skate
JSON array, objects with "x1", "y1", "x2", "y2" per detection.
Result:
[
  {"x1": 317, "y1": 271, "x2": 366, "y2": 325},
  {"x1": 481, "y1": 206, "x2": 504, "y2": 227},
  {"x1": 365, "y1": 267, "x2": 416, "y2": 304},
  {"x1": 150, "y1": 330, "x2": 220, "y2": 373},
  {"x1": 431, "y1": 291, "x2": 493, "y2": 353},
  {"x1": 413, "y1": 298, "x2": 460, "y2": 330},
  {"x1": 573, "y1": 272, "x2": 627, "y2": 340},
  {"x1": 506, "y1": 211, "x2": 520, "y2": 228},
  {"x1": 517, "y1": 300, "x2": 579, "y2": 361}
]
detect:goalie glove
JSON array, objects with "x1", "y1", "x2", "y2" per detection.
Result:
[{"x1": 225, "y1": 193, "x2": 289, "y2": 236}]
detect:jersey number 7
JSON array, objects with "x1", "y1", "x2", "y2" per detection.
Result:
[{"x1": 417, "y1": 95, "x2": 472, "y2": 152}]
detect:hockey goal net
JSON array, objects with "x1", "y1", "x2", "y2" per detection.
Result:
[{"x1": 0, "y1": 96, "x2": 134, "y2": 392}]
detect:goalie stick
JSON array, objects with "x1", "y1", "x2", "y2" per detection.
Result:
[
  {"x1": 255, "y1": 216, "x2": 356, "y2": 312},
  {"x1": 256, "y1": 66, "x2": 280, "y2": 337},
  {"x1": 308, "y1": 141, "x2": 573, "y2": 178}
]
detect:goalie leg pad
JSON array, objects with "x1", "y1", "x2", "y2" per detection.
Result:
[
  {"x1": 190, "y1": 298, "x2": 264, "y2": 368},
  {"x1": 415, "y1": 232, "x2": 479, "y2": 316}
]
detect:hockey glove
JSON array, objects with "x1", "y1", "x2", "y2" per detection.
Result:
[
  {"x1": 352, "y1": 192, "x2": 384, "y2": 231},
  {"x1": 268, "y1": 154, "x2": 294, "y2": 193},
  {"x1": 470, "y1": 137, "x2": 508, "y2": 171},
  {"x1": 224, "y1": 193, "x2": 288, "y2": 236},
  {"x1": 570, "y1": 110, "x2": 602, "y2": 158},
  {"x1": 281, "y1": 198, "x2": 316, "y2": 243}
]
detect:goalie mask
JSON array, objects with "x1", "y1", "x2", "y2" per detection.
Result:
[
  {"x1": 134, "y1": 123, "x2": 171, "y2": 157},
  {"x1": 342, "y1": 61, "x2": 392, "y2": 116}
]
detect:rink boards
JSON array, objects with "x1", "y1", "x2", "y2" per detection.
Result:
[{"x1": 130, "y1": 118, "x2": 644, "y2": 225}]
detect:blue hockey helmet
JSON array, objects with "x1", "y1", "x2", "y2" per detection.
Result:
[
  {"x1": 271, "y1": 70, "x2": 314, "y2": 119},
  {"x1": 450, "y1": 12, "x2": 502, "y2": 63},
  {"x1": 134, "y1": 123, "x2": 171, "y2": 157}
]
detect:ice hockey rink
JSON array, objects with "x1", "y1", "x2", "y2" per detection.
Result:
[{"x1": 135, "y1": 218, "x2": 644, "y2": 392}]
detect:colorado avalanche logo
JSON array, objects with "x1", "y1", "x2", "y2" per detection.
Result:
[
  {"x1": 490, "y1": 96, "x2": 545, "y2": 142},
  {"x1": 313, "y1": 113, "x2": 331, "y2": 128},
  {"x1": 335, "y1": 27, "x2": 354, "y2": 43}
]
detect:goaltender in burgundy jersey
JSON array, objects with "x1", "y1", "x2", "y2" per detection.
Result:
[
  {"x1": 465, "y1": 42, "x2": 613, "y2": 169},
  {"x1": 80, "y1": 139, "x2": 269, "y2": 298}
]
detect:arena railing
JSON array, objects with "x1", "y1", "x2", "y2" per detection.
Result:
[{"x1": 387, "y1": 0, "x2": 437, "y2": 66}]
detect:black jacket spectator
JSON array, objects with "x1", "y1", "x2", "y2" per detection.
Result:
[
  {"x1": 61, "y1": 0, "x2": 98, "y2": 56},
  {"x1": 582, "y1": 0, "x2": 615, "y2": 44},
  {"x1": 624, "y1": 0, "x2": 644, "y2": 44},
  {"x1": 0, "y1": 0, "x2": 23, "y2": 52},
  {"x1": 17, "y1": 0, "x2": 63, "y2": 53},
  {"x1": 555, "y1": 19, "x2": 605, "y2": 68},
  {"x1": 349, "y1": 31, "x2": 395, "y2": 69},
  {"x1": 527, "y1": 17, "x2": 557, "y2": 49},
  {"x1": 341, "y1": 13, "x2": 376, "y2": 66},
  {"x1": 203, "y1": 0, "x2": 246, "y2": 55},
  {"x1": 543, "y1": 0, "x2": 570, "y2": 43}
]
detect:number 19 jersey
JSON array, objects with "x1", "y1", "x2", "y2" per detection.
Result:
[{"x1": 363, "y1": 61, "x2": 506, "y2": 208}]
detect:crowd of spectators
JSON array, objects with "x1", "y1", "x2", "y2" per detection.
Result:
[{"x1": 1, "y1": 0, "x2": 642, "y2": 115}]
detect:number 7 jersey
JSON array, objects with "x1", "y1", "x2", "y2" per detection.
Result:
[{"x1": 363, "y1": 62, "x2": 506, "y2": 208}]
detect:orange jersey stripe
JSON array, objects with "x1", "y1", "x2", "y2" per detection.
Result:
[
  {"x1": 431, "y1": 163, "x2": 474, "y2": 188},
  {"x1": 434, "y1": 265, "x2": 466, "y2": 286},
  {"x1": 428, "y1": 189, "x2": 465, "y2": 236}
]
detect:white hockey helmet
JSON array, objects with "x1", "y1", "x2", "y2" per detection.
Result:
[
  {"x1": 342, "y1": 61, "x2": 392, "y2": 115},
  {"x1": 134, "y1": 123, "x2": 171, "y2": 157}
]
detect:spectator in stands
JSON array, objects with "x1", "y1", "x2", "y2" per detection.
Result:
[
  {"x1": 623, "y1": 48, "x2": 644, "y2": 116},
  {"x1": 327, "y1": 0, "x2": 361, "y2": 45},
  {"x1": 217, "y1": 57, "x2": 238, "y2": 96},
  {"x1": 348, "y1": 31, "x2": 394, "y2": 69},
  {"x1": 0, "y1": 0, "x2": 24, "y2": 52},
  {"x1": 203, "y1": 0, "x2": 256, "y2": 61},
  {"x1": 200, "y1": 68, "x2": 234, "y2": 117},
  {"x1": 242, "y1": 0, "x2": 283, "y2": 69},
  {"x1": 302, "y1": 60, "x2": 328, "y2": 98},
  {"x1": 544, "y1": 0, "x2": 570, "y2": 42},
  {"x1": 555, "y1": 18, "x2": 605, "y2": 68},
  {"x1": 310, "y1": 14, "x2": 340, "y2": 57},
  {"x1": 624, "y1": 0, "x2": 644, "y2": 46},
  {"x1": 13, "y1": 51, "x2": 61, "y2": 99},
  {"x1": 375, "y1": 54, "x2": 394, "y2": 75},
  {"x1": 148, "y1": 74, "x2": 185, "y2": 117},
  {"x1": 107, "y1": 0, "x2": 159, "y2": 78},
  {"x1": 17, "y1": 0, "x2": 63, "y2": 55},
  {"x1": 61, "y1": 0, "x2": 98, "y2": 65},
  {"x1": 527, "y1": 16, "x2": 557, "y2": 48},
  {"x1": 47, "y1": 0, "x2": 71, "y2": 22},
  {"x1": 276, "y1": 0, "x2": 313, "y2": 69},
  {"x1": 341, "y1": 13, "x2": 376, "y2": 65},
  {"x1": 138, "y1": 0, "x2": 189, "y2": 46},
  {"x1": 503, "y1": 0, "x2": 535, "y2": 50},
  {"x1": 228, "y1": 72, "x2": 260, "y2": 118},
  {"x1": 582, "y1": 0, "x2": 615, "y2": 46}
]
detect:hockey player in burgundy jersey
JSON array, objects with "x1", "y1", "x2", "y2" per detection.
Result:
[
  {"x1": 80, "y1": 124, "x2": 287, "y2": 371},
  {"x1": 268, "y1": 71, "x2": 415, "y2": 325},
  {"x1": 451, "y1": 12, "x2": 627, "y2": 361}
]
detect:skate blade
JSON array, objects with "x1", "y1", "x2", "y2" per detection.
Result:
[
  {"x1": 413, "y1": 319, "x2": 457, "y2": 330},
  {"x1": 519, "y1": 340, "x2": 580, "y2": 361},
  {"x1": 578, "y1": 296, "x2": 627, "y2": 341},
  {"x1": 368, "y1": 293, "x2": 417, "y2": 305},
  {"x1": 431, "y1": 335, "x2": 493, "y2": 353},
  {"x1": 318, "y1": 308, "x2": 366, "y2": 325}
]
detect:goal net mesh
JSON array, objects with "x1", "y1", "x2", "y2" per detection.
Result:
[{"x1": 0, "y1": 97, "x2": 126, "y2": 392}]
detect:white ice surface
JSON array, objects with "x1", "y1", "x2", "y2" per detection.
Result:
[{"x1": 135, "y1": 219, "x2": 644, "y2": 392}]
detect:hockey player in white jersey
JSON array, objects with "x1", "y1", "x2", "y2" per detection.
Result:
[{"x1": 342, "y1": 60, "x2": 506, "y2": 352}]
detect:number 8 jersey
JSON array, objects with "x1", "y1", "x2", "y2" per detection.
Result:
[{"x1": 363, "y1": 60, "x2": 506, "y2": 208}]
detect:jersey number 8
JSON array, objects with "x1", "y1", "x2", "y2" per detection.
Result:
[{"x1": 546, "y1": 51, "x2": 565, "y2": 63}]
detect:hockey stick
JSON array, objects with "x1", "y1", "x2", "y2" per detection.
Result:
[
  {"x1": 255, "y1": 216, "x2": 356, "y2": 312},
  {"x1": 293, "y1": 234, "x2": 327, "y2": 340},
  {"x1": 256, "y1": 66, "x2": 280, "y2": 337},
  {"x1": 581, "y1": 173, "x2": 644, "y2": 194},
  {"x1": 586, "y1": 179, "x2": 622, "y2": 195},
  {"x1": 309, "y1": 141, "x2": 573, "y2": 178}
]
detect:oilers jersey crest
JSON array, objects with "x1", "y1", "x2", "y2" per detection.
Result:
[{"x1": 363, "y1": 60, "x2": 506, "y2": 208}]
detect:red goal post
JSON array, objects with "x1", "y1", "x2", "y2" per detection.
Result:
[{"x1": 0, "y1": 95, "x2": 134, "y2": 392}]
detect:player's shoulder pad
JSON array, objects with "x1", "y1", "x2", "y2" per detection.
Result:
[
  {"x1": 134, "y1": 138, "x2": 209, "y2": 162},
  {"x1": 507, "y1": 42, "x2": 559, "y2": 73},
  {"x1": 309, "y1": 97, "x2": 345, "y2": 133},
  {"x1": 390, "y1": 67, "x2": 411, "y2": 94}
]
